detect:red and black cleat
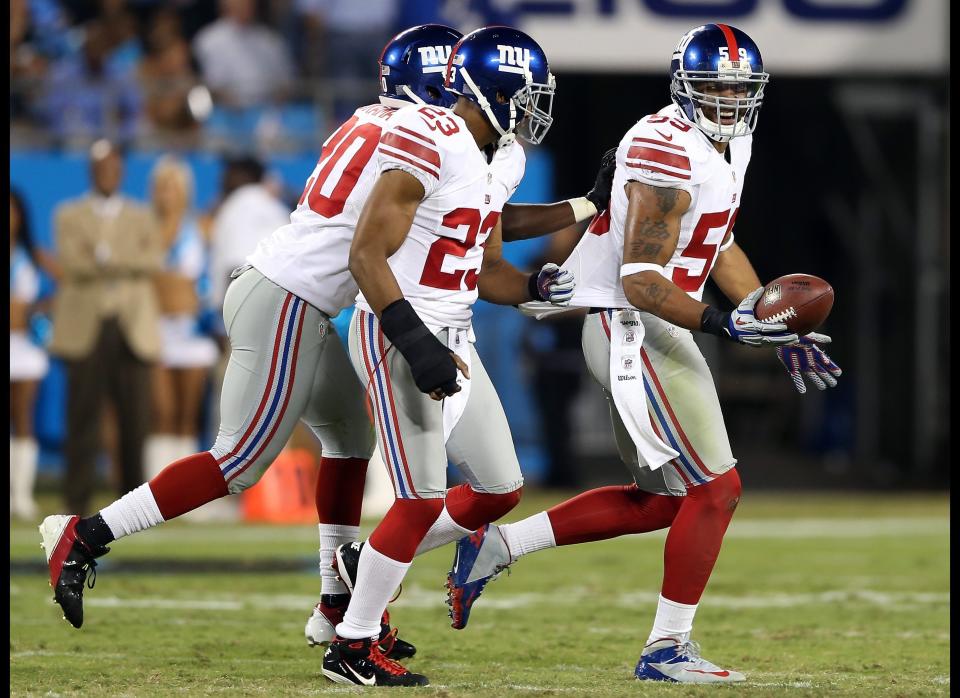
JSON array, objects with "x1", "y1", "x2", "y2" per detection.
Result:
[
  {"x1": 39, "y1": 515, "x2": 110, "y2": 629},
  {"x1": 322, "y1": 636, "x2": 428, "y2": 687}
]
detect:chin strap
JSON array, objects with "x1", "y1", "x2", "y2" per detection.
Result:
[
  {"x1": 400, "y1": 86, "x2": 426, "y2": 104},
  {"x1": 459, "y1": 66, "x2": 511, "y2": 140}
]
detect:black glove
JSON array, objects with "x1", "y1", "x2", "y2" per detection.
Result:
[
  {"x1": 380, "y1": 299, "x2": 460, "y2": 396},
  {"x1": 584, "y1": 146, "x2": 617, "y2": 211}
]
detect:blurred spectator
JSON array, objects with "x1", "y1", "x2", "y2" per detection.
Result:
[
  {"x1": 9, "y1": 189, "x2": 50, "y2": 519},
  {"x1": 44, "y1": 20, "x2": 143, "y2": 145},
  {"x1": 192, "y1": 0, "x2": 295, "y2": 109},
  {"x1": 49, "y1": 140, "x2": 163, "y2": 514},
  {"x1": 296, "y1": 0, "x2": 397, "y2": 119},
  {"x1": 207, "y1": 155, "x2": 290, "y2": 314},
  {"x1": 522, "y1": 223, "x2": 588, "y2": 488},
  {"x1": 98, "y1": 0, "x2": 142, "y2": 75},
  {"x1": 10, "y1": 0, "x2": 51, "y2": 123},
  {"x1": 143, "y1": 156, "x2": 219, "y2": 481},
  {"x1": 139, "y1": 7, "x2": 200, "y2": 133},
  {"x1": 201, "y1": 154, "x2": 289, "y2": 489}
]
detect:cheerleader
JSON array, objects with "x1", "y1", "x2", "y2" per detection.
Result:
[
  {"x1": 143, "y1": 157, "x2": 219, "y2": 478},
  {"x1": 9, "y1": 190, "x2": 51, "y2": 519}
]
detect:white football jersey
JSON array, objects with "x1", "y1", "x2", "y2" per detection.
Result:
[
  {"x1": 247, "y1": 103, "x2": 400, "y2": 316},
  {"x1": 562, "y1": 104, "x2": 751, "y2": 308},
  {"x1": 354, "y1": 103, "x2": 526, "y2": 329}
]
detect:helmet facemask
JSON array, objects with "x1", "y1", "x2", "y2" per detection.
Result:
[
  {"x1": 672, "y1": 63, "x2": 768, "y2": 142},
  {"x1": 454, "y1": 63, "x2": 556, "y2": 147},
  {"x1": 512, "y1": 73, "x2": 555, "y2": 145}
]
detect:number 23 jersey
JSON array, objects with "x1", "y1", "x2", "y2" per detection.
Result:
[
  {"x1": 563, "y1": 104, "x2": 751, "y2": 309},
  {"x1": 354, "y1": 103, "x2": 526, "y2": 330}
]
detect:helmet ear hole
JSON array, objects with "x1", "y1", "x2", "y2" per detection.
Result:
[
  {"x1": 495, "y1": 90, "x2": 509, "y2": 105},
  {"x1": 425, "y1": 86, "x2": 441, "y2": 101}
]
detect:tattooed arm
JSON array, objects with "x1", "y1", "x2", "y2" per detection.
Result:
[{"x1": 620, "y1": 181, "x2": 712, "y2": 331}]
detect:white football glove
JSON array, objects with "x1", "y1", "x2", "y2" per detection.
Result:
[
  {"x1": 535, "y1": 263, "x2": 575, "y2": 306},
  {"x1": 725, "y1": 287, "x2": 799, "y2": 347},
  {"x1": 776, "y1": 332, "x2": 843, "y2": 394}
]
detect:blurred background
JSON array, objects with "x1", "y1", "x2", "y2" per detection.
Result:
[{"x1": 9, "y1": 0, "x2": 950, "y2": 523}]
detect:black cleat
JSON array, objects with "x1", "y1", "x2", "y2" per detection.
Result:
[
  {"x1": 333, "y1": 541, "x2": 362, "y2": 593},
  {"x1": 39, "y1": 515, "x2": 110, "y2": 628},
  {"x1": 322, "y1": 636, "x2": 428, "y2": 686},
  {"x1": 378, "y1": 609, "x2": 416, "y2": 660}
]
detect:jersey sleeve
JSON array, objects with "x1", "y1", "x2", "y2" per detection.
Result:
[
  {"x1": 617, "y1": 121, "x2": 695, "y2": 194},
  {"x1": 507, "y1": 143, "x2": 526, "y2": 199},
  {"x1": 376, "y1": 107, "x2": 444, "y2": 198}
]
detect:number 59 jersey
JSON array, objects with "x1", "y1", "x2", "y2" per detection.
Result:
[
  {"x1": 559, "y1": 104, "x2": 752, "y2": 311},
  {"x1": 610, "y1": 104, "x2": 752, "y2": 302},
  {"x1": 247, "y1": 103, "x2": 401, "y2": 317},
  {"x1": 354, "y1": 104, "x2": 526, "y2": 330}
]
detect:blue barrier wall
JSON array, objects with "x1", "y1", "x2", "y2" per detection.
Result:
[{"x1": 11, "y1": 148, "x2": 553, "y2": 480}]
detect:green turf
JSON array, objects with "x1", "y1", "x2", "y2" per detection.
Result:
[{"x1": 10, "y1": 491, "x2": 950, "y2": 696}]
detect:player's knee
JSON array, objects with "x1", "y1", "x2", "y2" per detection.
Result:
[
  {"x1": 480, "y1": 486, "x2": 523, "y2": 521},
  {"x1": 697, "y1": 468, "x2": 741, "y2": 512}
]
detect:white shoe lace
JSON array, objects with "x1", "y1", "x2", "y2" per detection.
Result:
[{"x1": 679, "y1": 640, "x2": 702, "y2": 662}]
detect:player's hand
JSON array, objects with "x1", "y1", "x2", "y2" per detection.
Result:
[
  {"x1": 776, "y1": 332, "x2": 842, "y2": 394},
  {"x1": 428, "y1": 354, "x2": 470, "y2": 401},
  {"x1": 584, "y1": 147, "x2": 617, "y2": 211},
  {"x1": 725, "y1": 287, "x2": 798, "y2": 347},
  {"x1": 535, "y1": 263, "x2": 575, "y2": 306}
]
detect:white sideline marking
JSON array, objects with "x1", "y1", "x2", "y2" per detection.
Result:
[{"x1": 69, "y1": 587, "x2": 947, "y2": 613}]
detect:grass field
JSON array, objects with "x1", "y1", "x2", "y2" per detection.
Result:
[{"x1": 10, "y1": 490, "x2": 950, "y2": 696}]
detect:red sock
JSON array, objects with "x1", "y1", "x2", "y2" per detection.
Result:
[
  {"x1": 661, "y1": 468, "x2": 742, "y2": 605},
  {"x1": 444, "y1": 484, "x2": 522, "y2": 530},
  {"x1": 546, "y1": 484, "x2": 682, "y2": 546},
  {"x1": 149, "y1": 452, "x2": 228, "y2": 520},
  {"x1": 315, "y1": 457, "x2": 368, "y2": 526},
  {"x1": 368, "y1": 498, "x2": 444, "y2": 562}
]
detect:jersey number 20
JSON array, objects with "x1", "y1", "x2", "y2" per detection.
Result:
[{"x1": 298, "y1": 115, "x2": 381, "y2": 218}]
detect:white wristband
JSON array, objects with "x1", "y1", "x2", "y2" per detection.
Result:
[
  {"x1": 718, "y1": 233, "x2": 735, "y2": 252},
  {"x1": 621, "y1": 262, "x2": 667, "y2": 279},
  {"x1": 567, "y1": 197, "x2": 598, "y2": 223}
]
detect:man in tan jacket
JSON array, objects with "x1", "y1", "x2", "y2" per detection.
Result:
[{"x1": 50, "y1": 140, "x2": 164, "y2": 514}]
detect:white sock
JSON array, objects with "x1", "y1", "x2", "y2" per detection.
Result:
[
  {"x1": 647, "y1": 594, "x2": 698, "y2": 646},
  {"x1": 10, "y1": 437, "x2": 39, "y2": 516},
  {"x1": 335, "y1": 541, "x2": 410, "y2": 640},
  {"x1": 414, "y1": 506, "x2": 472, "y2": 557},
  {"x1": 499, "y1": 511, "x2": 556, "y2": 563},
  {"x1": 319, "y1": 524, "x2": 359, "y2": 596},
  {"x1": 99, "y1": 483, "x2": 165, "y2": 540}
]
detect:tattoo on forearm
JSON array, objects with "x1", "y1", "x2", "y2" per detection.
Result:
[{"x1": 644, "y1": 282, "x2": 671, "y2": 313}]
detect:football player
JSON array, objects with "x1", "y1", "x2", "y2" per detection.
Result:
[
  {"x1": 319, "y1": 27, "x2": 569, "y2": 686},
  {"x1": 443, "y1": 23, "x2": 842, "y2": 683},
  {"x1": 39, "y1": 23, "x2": 614, "y2": 657}
]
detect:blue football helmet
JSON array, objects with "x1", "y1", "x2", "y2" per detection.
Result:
[
  {"x1": 379, "y1": 24, "x2": 463, "y2": 108},
  {"x1": 444, "y1": 26, "x2": 555, "y2": 146},
  {"x1": 670, "y1": 24, "x2": 769, "y2": 142}
]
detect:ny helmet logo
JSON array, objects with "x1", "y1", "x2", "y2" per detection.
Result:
[
  {"x1": 418, "y1": 45, "x2": 453, "y2": 74},
  {"x1": 497, "y1": 45, "x2": 532, "y2": 74}
]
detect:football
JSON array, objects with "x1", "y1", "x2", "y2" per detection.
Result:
[{"x1": 755, "y1": 273, "x2": 834, "y2": 335}]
